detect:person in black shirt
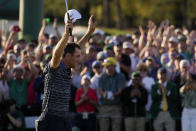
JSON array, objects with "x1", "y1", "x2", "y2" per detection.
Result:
[
  {"x1": 35, "y1": 16, "x2": 96, "y2": 131},
  {"x1": 121, "y1": 72, "x2": 147, "y2": 131},
  {"x1": 113, "y1": 42, "x2": 131, "y2": 81}
]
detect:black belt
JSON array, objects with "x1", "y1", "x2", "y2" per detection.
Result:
[{"x1": 39, "y1": 112, "x2": 75, "y2": 121}]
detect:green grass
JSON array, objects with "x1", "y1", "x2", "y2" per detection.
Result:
[{"x1": 99, "y1": 27, "x2": 133, "y2": 35}]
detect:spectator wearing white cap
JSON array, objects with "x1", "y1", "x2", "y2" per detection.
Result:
[
  {"x1": 122, "y1": 41, "x2": 140, "y2": 74},
  {"x1": 168, "y1": 36, "x2": 178, "y2": 49},
  {"x1": 6, "y1": 51, "x2": 37, "y2": 112},
  {"x1": 122, "y1": 41, "x2": 133, "y2": 55},
  {"x1": 174, "y1": 28, "x2": 182, "y2": 36},
  {"x1": 9, "y1": 65, "x2": 28, "y2": 108},
  {"x1": 161, "y1": 35, "x2": 177, "y2": 58},
  {"x1": 48, "y1": 34, "x2": 58, "y2": 47},
  {"x1": 177, "y1": 35, "x2": 192, "y2": 60},
  {"x1": 113, "y1": 42, "x2": 131, "y2": 81},
  {"x1": 173, "y1": 59, "x2": 190, "y2": 131},
  {"x1": 124, "y1": 34, "x2": 132, "y2": 42},
  {"x1": 161, "y1": 37, "x2": 179, "y2": 67}
]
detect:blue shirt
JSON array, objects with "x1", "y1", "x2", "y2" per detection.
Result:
[{"x1": 99, "y1": 72, "x2": 125, "y2": 105}]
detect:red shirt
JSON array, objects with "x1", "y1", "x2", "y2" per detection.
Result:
[
  {"x1": 27, "y1": 79, "x2": 35, "y2": 105},
  {"x1": 75, "y1": 87, "x2": 98, "y2": 112}
]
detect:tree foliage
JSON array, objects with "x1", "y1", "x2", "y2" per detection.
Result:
[{"x1": 44, "y1": 0, "x2": 196, "y2": 28}]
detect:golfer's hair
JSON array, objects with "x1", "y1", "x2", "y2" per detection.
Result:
[{"x1": 63, "y1": 43, "x2": 81, "y2": 57}]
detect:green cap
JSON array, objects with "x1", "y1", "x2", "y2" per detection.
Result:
[
  {"x1": 131, "y1": 72, "x2": 141, "y2": 78},
  {"x1": 44, "y1": 54, "x2": 52, "y2": 61},
  {"x1": 103, "y1": 44, "x2": 113, "y2": 51}
]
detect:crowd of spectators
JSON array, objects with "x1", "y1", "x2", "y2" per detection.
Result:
[{"x1": 0, "y1": 17, "x2": 196, "y2": 131}]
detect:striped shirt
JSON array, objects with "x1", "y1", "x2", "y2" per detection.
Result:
[{"x1": 40, "y1": 61, "x2": 71, "y2": 119}]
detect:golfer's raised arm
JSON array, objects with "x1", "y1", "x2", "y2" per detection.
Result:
[
  {"x1": 50, "y1": 20, "x2": 73, "y2": 68},
  {"x1": 78, "y1": 15, "x2": 96, "y2": 46}
]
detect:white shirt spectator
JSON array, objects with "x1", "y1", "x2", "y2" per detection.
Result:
[
  {"x1": 72, "y1": 74, "x2": 82, "y2": 88},
  {"x1": 127, "y1": 76, "x2": 154, "y2": 111},
  {"x1": 142, "y1": 76, "x2": 155, "y2": 111},
  {"x1": 91, "y1": 74, "x2": 102, "y2": 102},
  {"x1": 130, "y1": 53, "x2": 139, "y2": 73}
]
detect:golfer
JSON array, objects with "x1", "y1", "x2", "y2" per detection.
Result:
[
  {"x1": 35, "y1": 14, "x2": 96, "y2": 130},
  {"x1": 35, "y1": 18, "x2": 80, "y2": 131}
]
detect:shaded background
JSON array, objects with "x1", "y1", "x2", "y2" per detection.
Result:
[
  {"x1": 1, "y1": 0, "x2": 196, "y2": 38},
  {"x1": 44, "y1": 0, "x2": 196, "y2": 29}
]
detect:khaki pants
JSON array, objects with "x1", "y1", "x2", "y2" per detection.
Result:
[
  {"x1": 98, "y1": 105, "x2": 122, "y2": 131},
  {"x1": 124, "y1": 117, "x2": 145, "y2": 131},
  {"x1": 153, "y1": 111, "x2": 175, "y2": 131}
]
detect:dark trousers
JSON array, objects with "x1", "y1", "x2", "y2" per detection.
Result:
[
  {"x1": 74, "y1": 113, "x2": 96, "y2": 131},
  {"x1": 35, "y1": 114, "x2": 72, "y2": 131}
]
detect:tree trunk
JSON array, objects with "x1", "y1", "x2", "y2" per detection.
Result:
[
  {"x1": 115, "y1": 0, "x2": 122, "y2": 29},
  {"x1": 103, "y1": 0, "x2": 110, "y2": 27}
]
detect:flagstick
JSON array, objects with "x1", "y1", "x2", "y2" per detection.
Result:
[{"x1": 65, "y1": 0, "x2": 72, "y2": 36}]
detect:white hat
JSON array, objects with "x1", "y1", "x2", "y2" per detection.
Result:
[
  {"x1": 11, "y1": 65, "x2": 25, "y2": 74},
  {"x1": 64, "y1": 9, "x2": 82, "y2": 23},
  {"x1": 49, "y1": 34, "x2": 56, "y2": 39},
  {"x1": 125, "y1": 33, "x2": 131, "y2": 38},
  {"x1": 7, "y1": 53, "x2": 16, "y2": 60},
  {"x1": 81, "y1": 74, "x2": 91, "y2": 81},
  {"x1": 175, "y1": 28, "x2": 182, "y2": 34},
  {"x1": 95, "y1": 29, "x2": 104, "y2": 35},
  {"x1": 123, "y1": 41, "x2": 132, "y2": 49},
  {"x1": 169, "y1": 37, "x2": 178, "y2": 43}
]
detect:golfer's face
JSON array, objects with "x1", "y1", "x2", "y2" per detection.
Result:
[{"x1": 71, "y1": 48, "x2": 81, "y2": 68}]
